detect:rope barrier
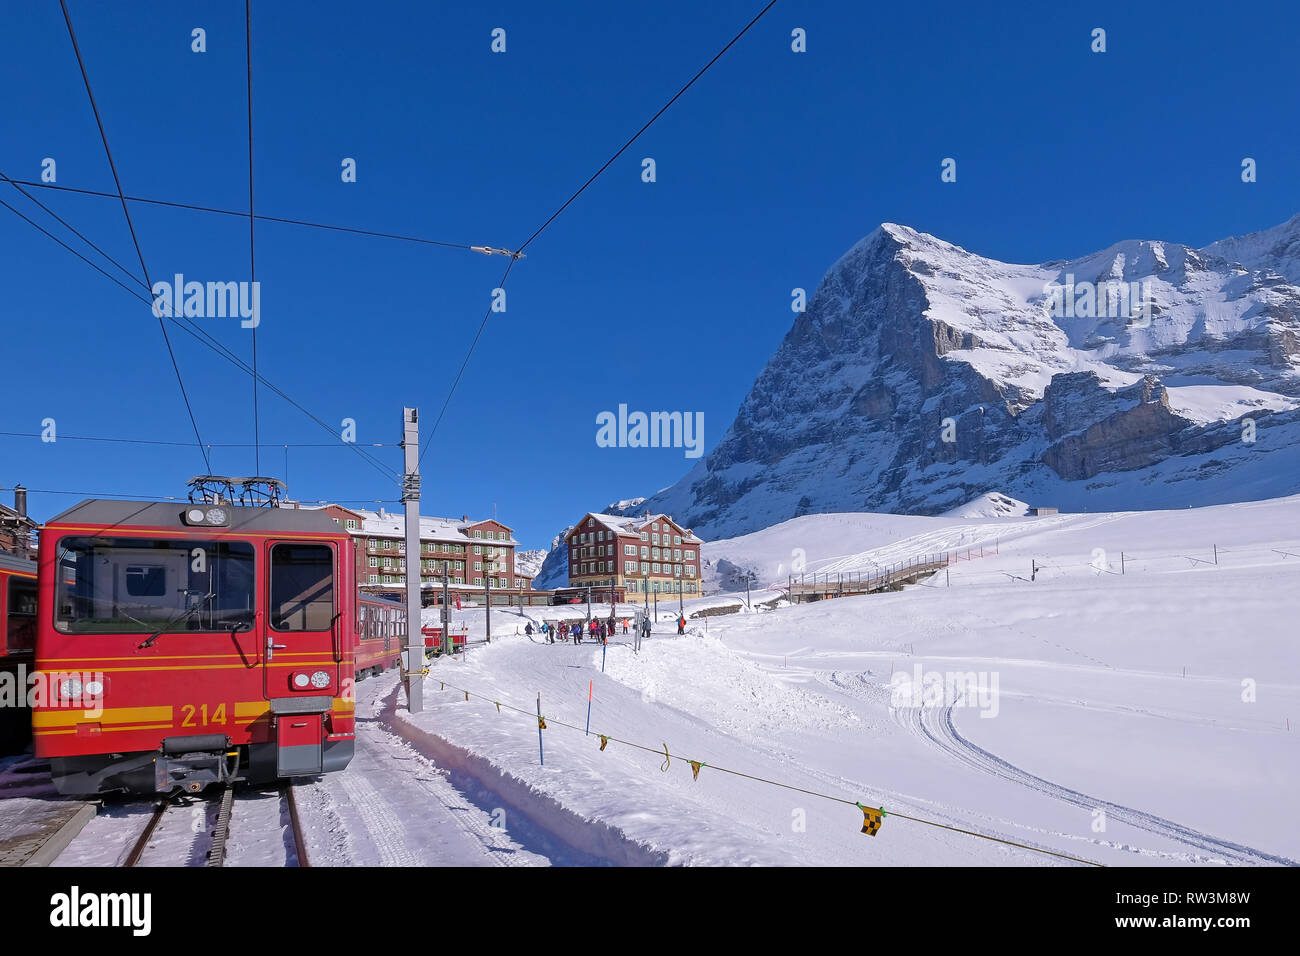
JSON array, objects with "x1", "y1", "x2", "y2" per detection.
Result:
[{"x1": 414, "y1": 669, "x2": 1104, "y2": 866}]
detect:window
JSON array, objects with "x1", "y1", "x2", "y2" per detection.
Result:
[
  {"x1": 685, "y1": 550, "x2": 695, "y2": 561},
  {"x1": 626, "y1": 561, "x2": 638, "y2": 574},
  {"x1": 652, "y1": 548, "x2": 660, "y2": 560},
  {"x1": 640, "y1": 531, "x2": 648, "y2": 542},
  {"x1": 474, "y1": 530, "x2": 482, "y2": 539},
  {"x1": 652, "y1": 533, "x2": 660, "y2": 545},
  {"x1": 652, "y1": 523, "x2": 660, "y2": 531},
  {"x1": 55, "y1": 537, "x2": 256, "y2": 635},
  {"x1": 346, "y1": 519, "x2": 358, "y2": 530},
  {"x1": 653, "y1": 563, "x2": 661, "y2": 574},
  {"x1": 685, "y1": 566, "x2": 696, "y2": 578},
  {"x1": 6, "y1": 575, "x2": 37, "y2": 653},
  {"x1": 270, "y1": 544, "x2": 335, "y2": 632},
  {"x1": 474, "y1": 561, "x2": 482, "y2": 571},
  {"x1": 474, "y1": 545, "x2": 482, "y2": 555},
  {"x1": 640, "y1": 546, "x2": 648, "y2": 559},
  {"x1": 474, "y1": 577, "x2": 483, "y2": 586},
  {"x1": 674, "y1": 549, "x2": 681, "y2": 561},
  {"x1": 368, "y1": 574, "x2": 378, "y2": 584},
  {"x1": 674, "y1": 535, "x2": 681, "y2": 546},
  {"x1": 368, "y1": 556, "x2": 378, "y2": 568}
]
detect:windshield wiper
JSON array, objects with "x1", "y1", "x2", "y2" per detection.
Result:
[{"x1": 137, "y1": 592, "x2": 215, "y2": 649}]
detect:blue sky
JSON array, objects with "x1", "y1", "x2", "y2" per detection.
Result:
[{"x1": 2, "y1": 0, "x2": 1298, "y2": 548}]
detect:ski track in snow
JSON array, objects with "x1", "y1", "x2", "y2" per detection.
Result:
[{"x1": 894, "y1": 698, "x2": 1297, "y2": 866}]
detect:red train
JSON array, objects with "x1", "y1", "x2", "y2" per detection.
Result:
[{"x1": 30, "y1": 497, "x2": 409, "y2": 795}]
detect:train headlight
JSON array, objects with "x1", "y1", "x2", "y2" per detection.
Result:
[
  {"x1": 292, "y1": 673, "x2": 311, "y2": 689},
  {"x1": 181, "y1": 506, "x2": 231, "y2": 527},
  {"x1": 59, "y1": 678, "x2": 83, "y2": 699},
  {"x1": 310, "y1": 671, "x2": 330, "y2": 689},
  {"x1": 84, "y1": 680, "x2": 104, "y2": 696}
]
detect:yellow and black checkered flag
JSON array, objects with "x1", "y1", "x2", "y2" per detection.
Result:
[
  {"x1": 538, "y1": 715, "x2": 547, "y2": 730},
  {"x1": 857, "y1": 802, "x2": 884, "y2": 836}
]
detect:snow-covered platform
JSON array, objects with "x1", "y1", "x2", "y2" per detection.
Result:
[{"x1": 0, "y1": 797, "x2": 97, "y2": 867}]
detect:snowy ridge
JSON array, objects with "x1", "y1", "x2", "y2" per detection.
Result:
[{"x1": 632, "y1": 216, "x2": 1300, "y2": 539}]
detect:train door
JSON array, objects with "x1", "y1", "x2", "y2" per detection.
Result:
[{"x1": 263, "y1": 541, "x2": 340, "y2": 777}]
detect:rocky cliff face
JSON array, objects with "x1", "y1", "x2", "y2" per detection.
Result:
[{"x1": 634, "y1": 219, "x2": 1300, "y2": 539}]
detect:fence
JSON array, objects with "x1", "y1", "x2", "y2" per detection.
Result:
[{"x1": 786, "y1": 553, "x2": 951, "y2": 603}]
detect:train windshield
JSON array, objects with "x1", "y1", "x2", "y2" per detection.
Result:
[{"x1": 54, "y1": 537, "x2": 256, "y2": 634}]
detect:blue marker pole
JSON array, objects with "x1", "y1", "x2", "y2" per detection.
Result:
[
  {"x1": 585, "y1": 679, "x2": 593, "y2": 736},
  {"x1": 536, "y1": 692, "x2": 544, "y2": 766},
  {"x1": 601, "y1": 639, "x2": 607, "y2": 673}
]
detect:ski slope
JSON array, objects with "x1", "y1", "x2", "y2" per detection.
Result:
[{"x1": 385, "y1": 495, "x2": 1299, "y2": 866}]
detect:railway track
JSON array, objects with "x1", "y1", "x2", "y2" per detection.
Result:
[{"x1": 124, "y1": 781, "x2": 310, "y2": 867}]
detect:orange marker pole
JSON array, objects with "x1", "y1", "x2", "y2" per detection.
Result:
[{"x1": 585, "y1": 679, "x2": 593, "y2": 736}]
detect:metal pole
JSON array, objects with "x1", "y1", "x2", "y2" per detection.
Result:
[
  {"x1": 654, "y1": 591, "x2": 658, "y2": 622},
  {"x1": 441, "y1": 561, "x2": 450, "y2": 656},
  {"x1": 678, "y1": 576, "x2": 684, "y2": 616},
  {"x1": 536, "y1": 692, "x2": 544, "y2": 766},
  {"x1": 1121, "y1": 551, "x2": 1125, "y2": 575},
  {"x1": 401, "y1": 407, "x2": 423, "y2": 713},
  {"x1": 585, "y1": 680, "x2": 593, "y2": 734},
  {"x1": 485, "y1": 567, "x2": 492, "y2": 642}
]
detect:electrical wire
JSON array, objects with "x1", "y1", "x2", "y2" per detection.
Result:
[
  {"x1": 4, "y1": 178, "x2": 483, "y2": 251},
  {"x1": 59, "y1": 0, "x2": 211, "y2": 475}
]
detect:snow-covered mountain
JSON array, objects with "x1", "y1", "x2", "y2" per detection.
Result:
[
  {"x1": 514, "y1": 549, "x2": 547, "y2": 580},
  {"x1": 635, "y1": 217, "x2": 1300, "y2": 539}
]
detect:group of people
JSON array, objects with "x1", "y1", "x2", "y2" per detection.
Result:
[{"x1": 524, "y1": 613, "x2": 686, "y2": 643}]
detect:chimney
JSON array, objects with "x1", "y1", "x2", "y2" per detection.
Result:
[
  {"x1": 14, "y1": 485, "x2": 26, "y2": 518},
  {"x1": 462, "y1": 514, "x2": 468, "y2": 522}
]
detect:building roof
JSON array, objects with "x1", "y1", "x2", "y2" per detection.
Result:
[
  {"x1": 569, "y1": 511, "x2": 703, "y2": 544},
  {"x1": 341, "y1": 507, "x2": 519, "y2": 546}
]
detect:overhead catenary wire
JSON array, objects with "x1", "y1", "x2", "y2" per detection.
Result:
[
  {"x1": 0, "y1": 430, "x2": 397, "y2": 448},
  {"x1": 1, "y1": 170, "x2": 145, "y2": 290},
  {"x1": 515, "y1": 0, "x2": 780, "y2": 256},
  {"x1": 417, "y1": 0, "x2": 780, "y2": 459},
  {"x1": 58, "y1": 0, "x2": 211, "y2": 476},
  {"x1": 419, "y1": 671, "x2": 1103, "y2": 867},
  {"x1": 0, "y1": 191, "x2": 399, "y2": 483},
  {"x1": 3, "y1": 178, "x2": 487, "y2": 252}
]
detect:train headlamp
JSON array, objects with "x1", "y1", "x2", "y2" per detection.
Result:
[
  {"x1": 293, "y1": 673, "x2": 311, "y2": 689},
  {"x1": 310, "y1": 671, "x2": 330, "y2": 689},
  {"x1": 182, "y1": 507, "x2": 231, "y2": 527},
  {"x1": 59, "y1": 678, "x2": 83, "y2": 699}
]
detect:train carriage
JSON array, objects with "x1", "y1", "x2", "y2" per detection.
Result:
[
  {"x1": 33, "y1": 499, "x2": 357, "y2": 795},
  {"x1": 354, "y1": 593, "x2": 404, "y2": 679},
  {"x1": 0, "y1": 552, "x2": 38, "y2": 751}
]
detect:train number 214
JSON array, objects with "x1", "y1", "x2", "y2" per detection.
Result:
[{"x1": 181, "y1": 703, "x2": 228, "y2": 727}]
